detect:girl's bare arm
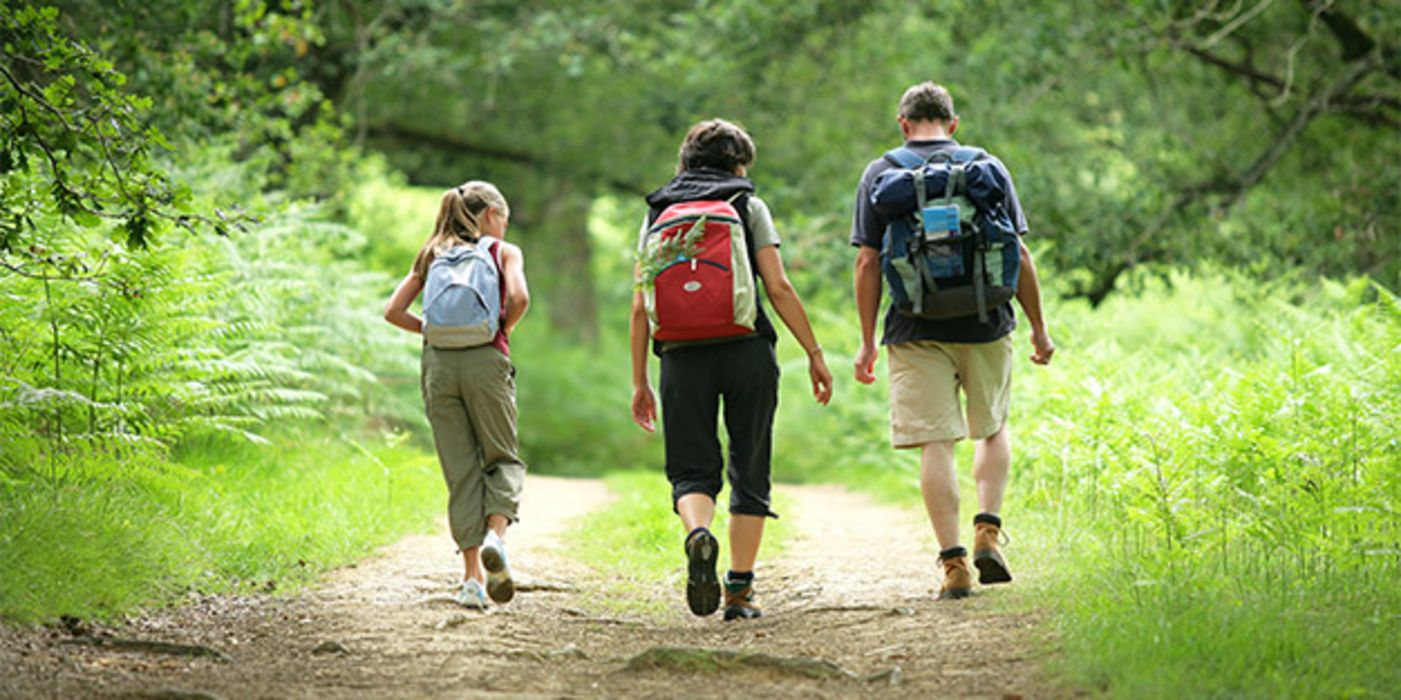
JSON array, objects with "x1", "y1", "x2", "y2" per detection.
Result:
[
  {"x1": 499, "y1": 242, "x2": 531, "y2": 335},
  {"x1": 384, "y1": 273, "x2": 425, "y2": 333}
]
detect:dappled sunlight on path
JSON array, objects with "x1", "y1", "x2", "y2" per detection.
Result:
[{"x1": 0, "y1": 477, "x2": 1052, "y2": 699}]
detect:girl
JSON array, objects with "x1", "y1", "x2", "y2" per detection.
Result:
[
  {"x1": 384, "y1": 181, "x2": 529, "y2": 609},
  {"x1": 630, "y1": 119, "x2": 833, "y2": 621}
]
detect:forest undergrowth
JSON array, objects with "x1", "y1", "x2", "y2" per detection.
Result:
[
  {"x1": 4, "y1": 4, "x2": 1398, "y2": 696},
  {"x1": 2, "y1": 179, "x2": 1395, "y2": 698},
  {"x1": 0, "y1": 205, "x2": 444, "y2": 623},
  {"x1": 516, "y1": 197, "x2": 1401, "y2": 698}
]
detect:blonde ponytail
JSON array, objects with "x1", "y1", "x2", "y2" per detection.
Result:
[{"x1": 411, "y1": 181, "x2": 511, "y2": 279}]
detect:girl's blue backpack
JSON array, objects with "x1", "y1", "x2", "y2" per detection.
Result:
[
  {"x1": 870, "y1": 146, "x2": 1020, "y2": 324},
  {"x1": 422, "y1": 238, "x2": 502, "y2": 348}
]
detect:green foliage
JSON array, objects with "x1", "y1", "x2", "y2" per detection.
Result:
[
  {"x1": 0, "y1": 431, "x2": 441, "y2": 623},
  {"x1": 1014, "y1": 274, "x2": 1400, "y2": 698},
  {"x1": 0, "y1": 208, "x2": 423, "y2": 476},
  {"x1": 759, "y1": 269, "x2": 1400, "y2": 697},
  {"x1": 202, "y1": 213, "x2": 424, "y2": 433},
  {"x1": 634, "y1": 215, "x2": 707, "y2": 290},
  {"x1": 0, "y1": 4, "x2": 214, "y2": 249},
  {"x1": 0, "y1": 169, "x2": 435, "y2": 625},
  {"x1": 509, "y1": 315, "x2": 656, "y2": 477},
  {"x1": 0, "y1": 1, "x2": 405, "y2": 472},
  {"x1": 335, "y1": 0, "x2": 1397, "y2": 319},
  {"x1": 0, "y1": 2, "x2": 436, "y2": 627},
  {"x1": 44, "y1": 0, "x2": 358, "y2": 210},
  {"x1": 0, "y1": 0, "x2": 371, "y2": 262},
  {"x1": 342, "y1": 160, "x2": 441, "y2": 276}
]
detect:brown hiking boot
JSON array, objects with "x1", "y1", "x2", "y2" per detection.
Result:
[
  {"x1": 723, "y1": 578, "x2": 761, "y2": 621},
  {"x1": 973, "y1": 518, "x2": 1013, "y2": 585},
  {"x1": 938, "y1": 549, "x2": 973, "y2": 600}
]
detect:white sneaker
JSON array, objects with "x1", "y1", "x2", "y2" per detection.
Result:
[
  {"x1": 457, "y1": 578, "x2": 489, "y2": 609},
  {"x1": 481, "y1": 532, "x2": 515, "y2": 604}
]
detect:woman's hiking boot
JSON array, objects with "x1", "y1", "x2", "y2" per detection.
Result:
[
  {"x1": 972, "y1": 514, "x2": 1012, "y2": 585},
  {"x1": 722, "y1": 572, "x2": 761, "y2": 621},
  {"x1": 938, "y1": 546, "x2": 973, "y2": 600},
  {"x1": 684, "y1": 528, "x2": 720, "y2": 616}
]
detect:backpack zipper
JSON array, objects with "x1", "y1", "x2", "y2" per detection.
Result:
[
  {"x1": 646, "y1": 213, "x2": 742, "y2": 235},
  {"x1": 659, "y1": 258, "x2": 728, "y2": 275}
]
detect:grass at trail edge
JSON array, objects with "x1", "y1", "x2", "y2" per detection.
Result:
[
  {"x1": 0, "y1": 431, "x2": 443, "y2": 624},
  {"x1": 773, "y1": 272, "x2": 1401, "y2": 699}
]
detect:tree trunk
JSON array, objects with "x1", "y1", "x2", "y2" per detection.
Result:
[
  {"x1": 512, "y1": 176, "x2": 598, "y2": 341},
  {"x1": 359, "y1": 123, "x2": 624, "y2": 340}
]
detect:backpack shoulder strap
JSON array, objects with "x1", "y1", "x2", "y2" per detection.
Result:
[
  {"x1": 951, "y1": 146, "x2": 985, "y2": 164},
  {"x1": 729, "y1": 192, "x2": 767, "y2": 285},
  {"x1": 729, "y1": 192, "x2": 755, "y2": 249},
  {"x1": 483, "y1": 236, "x2": 502, "y2": 267},
  {"x1": 931, "y1": 146, "x2": 983, "y2": 202},
  {"x1": 482, "y1": 237, "x2": 507, "y2": 318},
  {"x1": 882, "y1": 147, "x2": 925, "y2": 170},
  {"x1": 728, "y1": 191, "x2": 753, "y2": 228}
]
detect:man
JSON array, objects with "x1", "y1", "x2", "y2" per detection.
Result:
[{"x1": 850, "y1": 81, "x2": 1054, "y2": 599}]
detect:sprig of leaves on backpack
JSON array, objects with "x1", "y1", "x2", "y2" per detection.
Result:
[{"x1": 633, "y1": 215, "x2": 707, "y2": 290}]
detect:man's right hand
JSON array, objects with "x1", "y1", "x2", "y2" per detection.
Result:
[
  {"x1": 1030, "y1": 327, "x2": 1055, "y2": 365},
  {"x1": 854, "y1": 341, "x2": 879, "y2": 384}
]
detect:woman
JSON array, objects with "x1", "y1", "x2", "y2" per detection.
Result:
[{"x1": 630, "y1": 119, "x2": 833, "y2": 621}]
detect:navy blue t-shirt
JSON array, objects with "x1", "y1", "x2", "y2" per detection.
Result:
[{"x1": 850, "y1": 139, "x2": 1029, "y2": 345}]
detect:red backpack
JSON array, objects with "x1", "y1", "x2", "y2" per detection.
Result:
[{"x1": 638, "y1": 197, "x2": 758, "y2": 342}]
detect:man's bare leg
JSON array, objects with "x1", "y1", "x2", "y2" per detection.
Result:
[
  {"x1": 972, "y1": 427, "x2": 1013, "y2": 584},
  {"x1": 920, "y1": 441, "x2": 961, "y2": 549},
  {"x1": 973, "y1": 427, "x2": 1010, "y2": 515}
]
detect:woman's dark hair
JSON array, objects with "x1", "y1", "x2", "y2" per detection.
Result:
[{"x1": 677, "y1": 118, "x2": 756, "y2": 174}]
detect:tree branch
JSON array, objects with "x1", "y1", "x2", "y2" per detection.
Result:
[
  {"x1": 1186, "y1": 45, "x2": 1284, "y2": 90},
  {"x1": 368, "y1": 123, "x2": 538, "y2": 166},
  {"x1": 366, "y1": 122, "x2": 648, "y2": 196},
  {"x1": 1184, "y1": 45, "x2": 1397, "y2": 127},
  {"x1": 1076, "y1": 47, "x2": 1386, "y2": 305},
  {"x1": 1307, "y1": 0, "x2": 1376, "y2": 61},
  {"x1": 1198, "y1": 0, "x2": 1276, "y2": 50},
  {"x1": 1335, "y1": 101, "x2": 1401, "y2": 129},
  {"x1": 1230, "y1": 49, "x2": 1382, "y2": 199},
  {"x1": 0, "y1": 257, "x2": 103, "y2": 282}
]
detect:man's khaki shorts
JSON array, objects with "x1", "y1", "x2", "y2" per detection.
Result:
[{"x1": 887, "y1": 336, "x2": 1013, "y2": 448}]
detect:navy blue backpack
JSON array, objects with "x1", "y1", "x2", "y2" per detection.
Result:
[{"x1": 870, "y1": 146, "x2": 1020, "y2": 323}]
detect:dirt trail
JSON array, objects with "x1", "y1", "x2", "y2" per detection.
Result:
[{"x1": 1, "y1": 476, "x2": 1050, "y2": 699}]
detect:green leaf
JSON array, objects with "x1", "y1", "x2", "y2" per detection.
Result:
[
  {"x1": 73, "y1": 210, "x2": 101, "y2": 228},
  {"x1": 122, "y1": 212, "x2": 152, "y2": 249}
]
